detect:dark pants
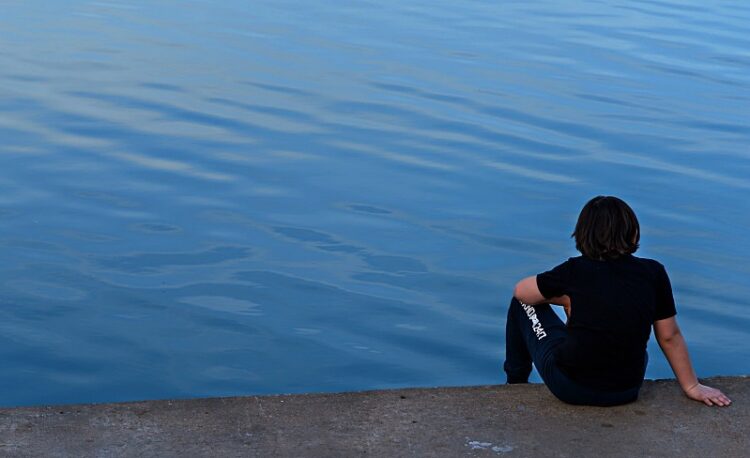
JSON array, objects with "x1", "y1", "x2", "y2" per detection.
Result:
[{"x1": 503, "y1": 297, "x2": 643, "y2": 406}]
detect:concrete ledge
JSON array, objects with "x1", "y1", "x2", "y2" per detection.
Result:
[{"x1": 0, "y1": 376, "x2": 747, "y2": 457}]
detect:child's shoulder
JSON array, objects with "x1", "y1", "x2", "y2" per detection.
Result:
[
  {"x1": 557, "y1": 255, "x2": 667, "y2": 274},
  {"x1": 629, "y1": 255, "x2": 669, "y2": 275},
  {"x1": 631, "y1": 254, "x2": 664, "y2": 265}
]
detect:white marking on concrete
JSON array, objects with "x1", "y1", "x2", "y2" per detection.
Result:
[{"x1": 466, "y1": 438, "x2": 515, "y2": 454}]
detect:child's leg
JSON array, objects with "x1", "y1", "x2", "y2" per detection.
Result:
[
  {"x1": 504, "y1": 298, "x2": 534, "y2": 383},
  {"x1": 503, "y1": 297, "x2": 567, "y2": 383}
]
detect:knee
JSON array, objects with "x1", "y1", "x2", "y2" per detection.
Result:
[
  {"x1": 507, "y1": 296, "x2": 524, "y2": 318},
  {"x1": 508, "y1": 296, "x2": 526, "y2": 311}
]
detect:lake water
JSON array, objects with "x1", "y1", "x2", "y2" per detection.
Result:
[{"x1": 1, "y1": 0, "x2": 749, "y2": 407}]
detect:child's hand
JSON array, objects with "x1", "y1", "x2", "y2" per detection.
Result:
[{"x1": 685, "y1": 383, "x2": 732, "y2": 406}]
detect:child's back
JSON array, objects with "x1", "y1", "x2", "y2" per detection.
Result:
[{"x1": 539, "y1": 254, "x2": 671, "y2": 390}]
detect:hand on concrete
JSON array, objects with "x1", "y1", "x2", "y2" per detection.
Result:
[{"x1": 685, "y1": 383, "x2": 732, "y2": 407}]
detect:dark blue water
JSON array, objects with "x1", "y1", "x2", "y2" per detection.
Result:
[{"x1": 1, "y1": 0, "x2": 749, "y2": 407}]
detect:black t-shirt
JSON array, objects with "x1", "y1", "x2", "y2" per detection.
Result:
[{"x1": 536, "y1": 254, "x2": 677, "y2": 391}]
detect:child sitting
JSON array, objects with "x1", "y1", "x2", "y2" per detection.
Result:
[{"x1": 504, "y1": 196, "x2": 731, "y2": 407}]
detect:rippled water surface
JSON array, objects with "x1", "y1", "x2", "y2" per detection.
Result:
[{"x1": 1, "y1": 0, "x2": 749, "y2": 406}]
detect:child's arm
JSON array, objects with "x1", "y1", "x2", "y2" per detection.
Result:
[
  {"x1": 654, "y1": 317, "x2": 732, "y2": 406},
  {"x1": 514, "y1": 275, "x2": 569, "y2": 307},
  {"x1": 513, "y1": 276, "x2": 546, "y2": 304},
  {"x1": 514, "y1": 276, "x2": 571, "y2": 320}
]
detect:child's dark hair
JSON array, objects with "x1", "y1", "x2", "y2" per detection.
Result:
[{"x1": 572, "y1": 196, "x2": 640, "y2": 260}]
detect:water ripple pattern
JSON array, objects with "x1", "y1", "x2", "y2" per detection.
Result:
[{"x1": 0, "y1": 0, "x2": 748, "y2": 406}]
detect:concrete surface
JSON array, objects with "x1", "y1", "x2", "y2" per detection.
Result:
[{"x1": 0, "y1": 376, "x2": 747, "y2": 457}]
